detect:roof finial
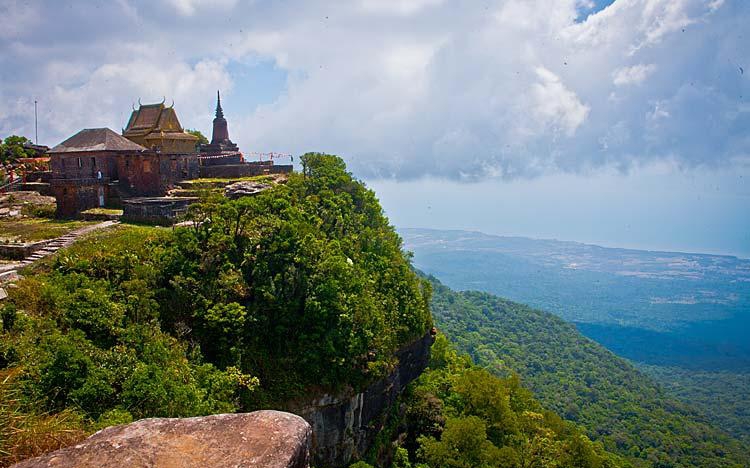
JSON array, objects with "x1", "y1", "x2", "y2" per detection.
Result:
[{"x1": 215, "y1": 90, "x2": 224, "y2": 119}]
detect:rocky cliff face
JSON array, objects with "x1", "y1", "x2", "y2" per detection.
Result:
[
  {"x1": 11, "y1": 410, "x2": 311, "y2": 468},
  {"x1": 289, "y1": 332, "x2": 434, "y2": 467},
  {"x1": 10, "y1": 334, "x2": 432, "y2": 468}
]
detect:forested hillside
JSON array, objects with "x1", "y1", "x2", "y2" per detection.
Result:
[
  {"x1": 427, "y1": 276, "x2": 749, "y2": 468},
  {"x1": 358, "y1": 335, "x2": 628, "y2": 468}
]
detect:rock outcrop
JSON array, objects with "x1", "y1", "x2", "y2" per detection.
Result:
[
  {"x1": 224, "y1": 180, "x2": 272, "y2": 199},
  {"x1": 11, "y1": 410, "x2": 311, "y2": 468},
  {"x1": 290, "y1": 332, "x2": 434, "y2": 467}
]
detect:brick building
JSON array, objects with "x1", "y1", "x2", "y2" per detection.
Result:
[
  {"x1": 49, "y1": 128, "x2": 145, "y2": 216},
  {"x1": 49, "y1": 128, "x2": 199, "y2": 216}
]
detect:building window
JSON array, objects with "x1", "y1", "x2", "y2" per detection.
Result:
[{"x1": 77, "y1": 157, "x2": 82, "y2": 167}]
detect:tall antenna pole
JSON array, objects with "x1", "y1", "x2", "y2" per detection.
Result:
[{"x1": 34, "y1": 100, "x2": 38, "y2": 144}]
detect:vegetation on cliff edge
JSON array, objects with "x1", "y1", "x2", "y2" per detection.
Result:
[{"x1": 0, "y1": 153, "x2": 432, "y2": 465}]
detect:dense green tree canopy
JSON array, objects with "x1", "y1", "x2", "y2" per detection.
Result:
[
  {"x1": 0, "y1": 153, "x2": 432, "y2": 464},
  {"x1": 426, "y1": 275, "x2": 750, "y2": 468},
  {"x1": 373, "y1": 335, "x2": 626, "y2": 468}
]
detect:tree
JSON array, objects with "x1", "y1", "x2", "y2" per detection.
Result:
[
  {"x1": 1, "y1": 135, "x2": 35, "y2": 164},
  {"x1": 185, "y1": 129, "x2": 208, "y2": 145}
]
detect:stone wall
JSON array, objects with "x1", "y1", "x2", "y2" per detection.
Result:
[
  {"x1": 121, "y1": 197, "x2": 197, "y2": 225},
  {"x1": 0, "y1": 240, "x2": 52, "y2": 260},
  {"x1": 50, "y1": 151, "x2": 116, "y2": 180},
  {"x1": 200, "y1": 153, "x2": 242, "y2": 166},
  {"x1": 20, "y1": 182, "x2": 52, "y2": 196},
  {"x1": 288, "y1": 332, "x2": 434, "y2": 467},
  {"x1": 23, "y1": 171, "x2": 52, "y2": 183}
]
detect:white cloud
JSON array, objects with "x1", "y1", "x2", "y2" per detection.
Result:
[
  {"x1": 359, "y1": 0, "x2": 444, "y2": 16},
  {"x1": 166, "y1": 0, "x2": 238, "y2": 16},
  {"x1": 530, "y1": 67, "x2": 590, "y2": 136},
  {"x1": 613, "y1": 64, "x2": 657, "y2": 86}
]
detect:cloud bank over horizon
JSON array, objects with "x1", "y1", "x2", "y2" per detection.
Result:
[{"x1": 1, "y1": 0, "x2": 748, "y2": 181}]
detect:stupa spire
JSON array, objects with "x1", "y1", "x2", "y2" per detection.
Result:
[{"x1": 215, "y1": 90, "x2": 224, "y2": 119}]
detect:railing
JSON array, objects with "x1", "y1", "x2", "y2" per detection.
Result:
[
  {"x1": 0, "y1": 179, "x2": 22, "y2": 193},
  {"x1": 50, "y1": 177, "x2": 111, "y2": 186}
]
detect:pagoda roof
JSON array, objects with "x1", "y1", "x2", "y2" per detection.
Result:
[
  {"x1": 49, "y1": 128, "x2": 146, "y2": 154},
  {"x1": 123, "y1": 102, "x2": 195, "y2": 140}
]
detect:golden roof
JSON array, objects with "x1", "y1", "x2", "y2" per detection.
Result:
[{"x1": 123, "y1": 102, "x2": 198, "y2": 142}]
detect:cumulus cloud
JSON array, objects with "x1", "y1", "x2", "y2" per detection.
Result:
[
  {"x1": 0, "y1": 0, "x2": 747, "y2": 180},
  {"x1": 530, "y1": 67, "x2": 590, "y2": 136},
  {"x1": 613, "y1": 64, "x2": 657, "y2": 86}
]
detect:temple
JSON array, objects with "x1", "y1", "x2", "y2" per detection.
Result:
[
  {"x1": 199, "y1": 91, "x2": 242, "y2": 165},
  {"x1": 123, "y1": 101, "x2": 198, "y2": 153},
  {"x1": 46, "y1": 95, "x2": 292, "y2": 219}
]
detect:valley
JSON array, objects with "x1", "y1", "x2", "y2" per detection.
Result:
[{"x1": 402, "y1": 228, "x2": 750, "y2": 445}]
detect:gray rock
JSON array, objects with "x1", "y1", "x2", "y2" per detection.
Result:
[
  {"x1": 224, "y1": 181, "x2": 271, "y2": 199},
  {"x1": 11, "y1": 410, "x2": 311, "y2": 468}
]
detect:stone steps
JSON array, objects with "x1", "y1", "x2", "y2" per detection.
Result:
[{"x1": 13, "y1": 220, "x2": 118, "y2": 268}]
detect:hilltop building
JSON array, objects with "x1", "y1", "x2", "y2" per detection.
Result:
[
  {"x1": 49, "y1": 127, "x2": 199, "y2": 217},
  {"x1": 123, "y1": 101, "x2": 198, "y2": 153},
  {"x1": 48, "y1": 94, "x2": 291, "y2": 219},
  {"x1": 49, "y1": 128, "x2": 144, "y2": 216},
  {"x1": 199, "y1": 91, "x2": 242, "y2": 165}
]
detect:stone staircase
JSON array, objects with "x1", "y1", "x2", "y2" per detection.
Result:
[
  {"x1": 0, "y1": 221, "x2": 119, "y2": 298},
  {"x1": 17, "y1": 220, "x2": 119, "y2": 266}
]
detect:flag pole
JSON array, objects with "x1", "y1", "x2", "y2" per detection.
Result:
[{"x1": 34, "y1": 100, "x2": 38, "y2": 144}]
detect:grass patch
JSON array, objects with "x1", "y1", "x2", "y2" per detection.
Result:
[
  {"x1": 179, "y1": 175, "x2": 277, "y2": 189},
  {"x1": 0, "y1": 219, "x2": 97, "y2": 244},
  {"x1": 0, "y1": 368, "x2": 88, "y2": 467},
  {"x1": 20, "y1": 224, "x2": 168, "y2": 275},
  {"x1": 80, "y1": 208, "x2": 123, "y2": 216}
]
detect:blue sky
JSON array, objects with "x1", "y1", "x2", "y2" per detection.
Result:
[{"x1": 0, "y1": 0, "x2": 748, "y2": 257}]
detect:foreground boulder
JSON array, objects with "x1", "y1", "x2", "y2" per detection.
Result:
[{"x1": 12, "y1": 410, "x2": 311, "y2": 468}]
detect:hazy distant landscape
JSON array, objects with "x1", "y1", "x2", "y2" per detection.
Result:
[{"x1": 402, "y1": 227, "x2": 750, "y2": 443}]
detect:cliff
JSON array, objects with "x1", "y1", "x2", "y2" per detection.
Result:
[{"x1": 290, "y1": 332, "x2": 434, "y2": 467}]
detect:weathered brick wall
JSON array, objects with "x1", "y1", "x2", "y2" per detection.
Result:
[
  {"x1": 50, "y1": 152, "x2": 115, "y2": 180},
  {"x1": 118, "y1": 153, "x2": 198, "y2": 196},
  {"x1": 158, "y1": 154, "x2": 199, "y2": 190},
  {"x1": 200, "y1": 154, "x2": 243, "y2": 166},
  {"x1": 117, "y1": 154, "x2": 161, "y2": 196},
  {"x1": 52, "y1": 181, "x2": 108, "y2": 217}
]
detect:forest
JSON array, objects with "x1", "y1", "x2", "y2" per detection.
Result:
[
  {"x1": 427, "y1": 276, "x2": 749, "y2": 468},
  {"x1": 355, "y1": 335, "x2": 627, "y2": 468}
]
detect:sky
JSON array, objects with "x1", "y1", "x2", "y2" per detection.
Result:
[{"x1": 1, "y1": 0, "x2": 748, "y2": 257}]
